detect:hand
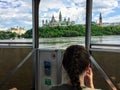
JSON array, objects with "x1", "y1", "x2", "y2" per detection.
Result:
[
  {"x1": 84, "y1": 68, "x2": 94, "y2": 89},
  {"x1": 9, "y1": 87, "x2": 18, "y2": 90}
]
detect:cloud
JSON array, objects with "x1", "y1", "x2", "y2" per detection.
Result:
[
  {"x1": 39, "y1": 0, "x2": 86, "y2": 24},
  {"x1": 39, "y1": 0, "x2": 65, "y2": 11},
  {"x1": 93, "y1": 0, "x2": 118, "y2": 10},
  {"x1": 40, "y1": 0, "x2": 120, "y2": 25},
  {"x1": 104, "y1": 15, "x2": 120, "y2": 23},
  {"x1": 92, "y1": 0, "x2": 120, "y2": 23},
  {"x1": 59, "y1": 7, "x2": 86, "y2": 24},
  {"x1": 0, "y1": 0, "x2": 32, "y2": 29},
  {"x1": 93, "y1": 0, "x2": 119, "y2": 15},
  {"x1": 0, "y1": 0, "x2": 120, "y2": 30}
]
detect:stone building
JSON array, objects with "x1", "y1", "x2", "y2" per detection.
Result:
[
  {"x1": 8, "y1": 26, "x2": 26, "y2": 35},
  {"x1": 42, "y1": 11, "x2": 75, "y2": 27}
]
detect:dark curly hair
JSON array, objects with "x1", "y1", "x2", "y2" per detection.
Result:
[{"x1": 62, "y1": 45, "x2": 91, "y2": 90}]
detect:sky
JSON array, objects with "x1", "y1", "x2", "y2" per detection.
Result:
[{"x1": 0, "y1": 0, "x2": 120, "y2": 30}]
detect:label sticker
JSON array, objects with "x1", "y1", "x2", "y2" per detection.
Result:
[{"x1": 45, "y1": 78, "x2": 52, "y2": 86}]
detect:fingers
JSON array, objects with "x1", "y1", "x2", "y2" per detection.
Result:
[
  {"x1": 84, "y1": 67, "x2": 94, "y2": 89},
  {"x1": 86, "y1": 67, "x2": 93, "y2": 77}
]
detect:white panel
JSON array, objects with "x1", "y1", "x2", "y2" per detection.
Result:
[{"x1": 38, "y1": 49, "x2": 63, "y2": 90}]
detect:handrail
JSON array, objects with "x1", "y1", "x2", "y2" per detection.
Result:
[
  {"x1": 91, "y1": 43, "x2": 120, "y2": 47},
  {"x1": 0, "y1": 42, "x2": 32, "y2": 44},
  {"x1": 90, "y1": 56, "x2": 117, "y2": 90},
  {"x1": 0, "y1": 42, "x2": 32, "y2": 48},
  {"x1": 90, "y1": 43, "x2": 120, "y2": 53},
  {"x1": 0, "y1": 46, "x2": 32, "y2": 48},
  {"x1": 90, "y1": 48, "x2": 120, "y2": 53},
  {"x1": 0, "y1": 49, "x2": 35, "y2": 88}
]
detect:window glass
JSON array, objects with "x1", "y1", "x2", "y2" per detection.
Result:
[
  {"x1": 0, "y1": 0, "x2": 32, "y2": 46},
  {"x1": 39, "y1": 0, "x2": 86, "y2": 49},
  {"x1": 91, "y1": 0, "x2": 120, "y2": 49}
]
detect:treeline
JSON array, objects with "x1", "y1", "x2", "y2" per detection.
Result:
[
  {"x1": 0, "y1": 25, "x2": 120, "y2": 39},
  {"x1": 0, "y1": 31, "x2": 17, "y2": 39},
  {"x1": 91, "y1": 25, "x2": 120, "y2": 36},
  {"x1": 23, "y1": 25, "x2": 85, "y2": 38},
  {"x1": 23, "y1": 25, "x2": 120, "y2": 38}
]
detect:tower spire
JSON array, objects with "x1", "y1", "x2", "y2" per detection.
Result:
[
  {"x1": 99, "y1": 13, "x2": 102, "y2": 26},
  {"x1": 59, "y1": 11, "x2": 62, "y2": 22}
]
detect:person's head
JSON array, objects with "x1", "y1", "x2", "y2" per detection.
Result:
[{"x1": 62, "y1": 45, "x2": 91, "y2": 90}]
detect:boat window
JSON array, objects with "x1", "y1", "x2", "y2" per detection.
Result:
[
  {"x1": 0, "y1": 0, "x2": 32, "y2": 47},
  {"x1": 91, "y1": 0, "x2": 120, "y2": 50},
  {"x1": 39, "y1": 0, "x2": 86, "y2": 49}
]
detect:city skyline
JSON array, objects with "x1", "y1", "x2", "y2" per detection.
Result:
[{"x1": 0, "y1": 0, "x2": 120, "y2": 30}]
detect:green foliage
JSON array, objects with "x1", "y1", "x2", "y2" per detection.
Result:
[
  {"x1": 22, "y1": 29, "x2": 32, "y2": 38},
  {"x1": 0, "y1": 24, "x2": 120, "y2": 39},
  {"x1": 0, "y1": 31, "x2": 17, "y2": 39},
  {"x1": 1, "y1": 24, "x2": 120, "y2": 39},
  {"x1": 38, "y1": 25, "x2": 85, "y2": 38},
  {"x1": 22, "y1": 25, "x2": 120, "y2": 38},
  {"x1": 91, "y1": 25, "x2": 120, "y2": 36}
]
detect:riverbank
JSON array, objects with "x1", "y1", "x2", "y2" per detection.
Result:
[
  {"x1": 23, "y1": 25, "x2": 120, "y2": 38},
  {"x1": 0, "y1": 35, "x2": 120, "y2": 49}
]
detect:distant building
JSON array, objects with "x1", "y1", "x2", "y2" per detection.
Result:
[
  {"x1": 0, "y1": 28, "x2": 6, "y2": 31},
  {"x1": 99, "y1": 13, "x2": 102, "y2": 26},
  {"x1": 92, "y1": 21, "x2": 97, "y2": 25},
  {"x1": 0, "y1": 29, "x2": 3, "y2": 31},
  {"x1": 42, "y1": 11, "x2": 75, "y2": 27},
  {"x1": 97, "y1": 13, "x2": 120, "y2": 26},
  {"x1": 103, "y1": 22, "x2": 120, "y2": 26},
  {"x1": 8, "y1": 26, "x2": 26, "y2": 35}
]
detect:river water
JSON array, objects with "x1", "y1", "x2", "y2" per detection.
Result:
[
  {"x1": 38, "y1": 35, "x2": 120, "y2": 49},
  {"x1": 0, "y1": 35, "x2": 120, "y2": 49}
]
